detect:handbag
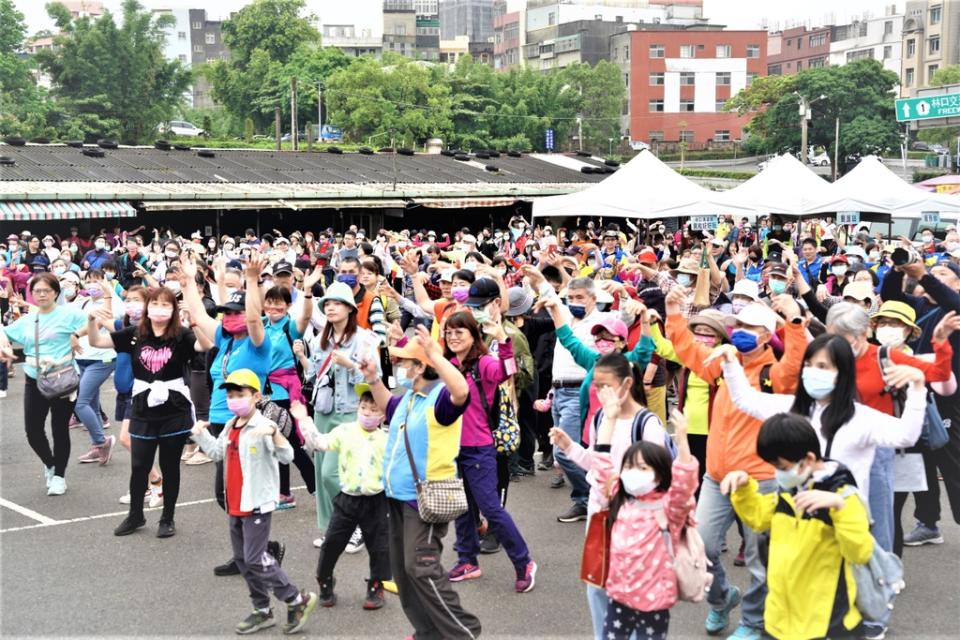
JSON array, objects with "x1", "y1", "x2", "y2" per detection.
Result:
[
  {"x1": 580, "y1": 509, "x2": 610, "y2": 588},
  {"x1": 471, "y1": 363, "x2": 520, "y2": 456},
  {"x1": 400, "y1": 395, "x2": 468, "y2": 523},
  {"x1": 34, "y1": 314, "x2": 79, "y2": 400}
]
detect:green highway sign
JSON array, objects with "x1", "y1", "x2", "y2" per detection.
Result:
[{"x1": 896, "y1": 93, "x2": 960, "y2": 122}]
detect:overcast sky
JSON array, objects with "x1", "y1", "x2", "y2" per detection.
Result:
[{"x1": 15, "y1": 0, "x2": 905, "y2": 36}]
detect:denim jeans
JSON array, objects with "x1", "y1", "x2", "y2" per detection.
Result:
[
  {"x1": 868, "y1": 447, "x2": 895, "y2": 552},
  {"x1": 551, "y1": 386, "x2": 589, "y2": 507},
  {"x1": 697, "y1": 474, "x2": 776, "y2": 631},
  {"x1": 75, "y1": 359, "x2": 115, "y2": 446}
]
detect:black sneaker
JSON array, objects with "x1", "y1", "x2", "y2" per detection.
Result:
[
  {"x1": 156, "y1": 519, "x2": 176, "y2": 538},
  {"x1": 317, "y1": 577, "x2": 337, "y2": 608},
  {"x1": 479, "y1": 533, "x2": 501, "y2": 555},
  {"x1": 113, "y1": 516, "x2": 146, "y2": 536},
  {"x1": 236, "y1": 608, "x2": 275, "y2": 634},
  {"x1": 557, "y1": 503, "x2": 588, "y2": 523},
  {"x1": 550, "y1": 475, "x2": 566, "y2": 489},
  {"x1": 214, "y1": 559, "x2": 241, "y2": 576},
  {"x1": 283, "y1": 591, "x2": 318, "y2": 634},
  {"x1": 537, "y1": 454, "x2": 554, "y2": 471},
  {"x1": 363, "y1": 579, "x2": 385, "y2": 610},
  {"x1": 267, "y1": 540, "x2": 286, "y2": 567}
]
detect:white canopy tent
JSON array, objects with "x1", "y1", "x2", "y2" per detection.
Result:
[
  {"x1": 530, "y1": 149, "x2": 754, "y2": 219},
  {"x1": 714, "y1": 154, "x2": 834, "y2": 215}
]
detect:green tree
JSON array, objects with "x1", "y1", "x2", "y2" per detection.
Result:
[
  {"x1": 560, "y1": 61, "x2": 624, "y2": 152},
  {"x1": 0, "y1": 0, "x2": 57, "y2": 138},
  {"x1": 36, "y1": 0, "x2": 190, "y2": 143}
]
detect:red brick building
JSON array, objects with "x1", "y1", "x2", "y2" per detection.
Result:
[
  {"x1": 766, "y1": 26, "x2": 832, "y2": 75},
  {"x1": 612, "y1": 28, "x2": 766, "y2": 148}
]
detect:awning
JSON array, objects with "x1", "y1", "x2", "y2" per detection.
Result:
[
  {"x1": 140, "y1": 199, "x2": 408, "y2": 212},
  {"x1": 0, "y1": 200, "x2": 136, "y2": 220},
  {"x1": 413, "y1": 197, "x2": 519, "y2": 208}
]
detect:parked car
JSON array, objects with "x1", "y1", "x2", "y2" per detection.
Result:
[
  {"x1": 280, "y1": 131, "x2": 308, "y2": 142},
  {"x1": 930, "y1": 144, "x2": 950, "y2": 155},
  {"x1": 808, "y1": 150, "x2": 831, "y2": 166},
  {"x1": 158, "y1": 120, "x2": 206, "y2": 137},
  {"x1": 911, "y1": 141, "x2": 931, "y2": 151}
]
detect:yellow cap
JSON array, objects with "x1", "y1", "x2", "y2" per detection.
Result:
[{"x1": 219, "y1": 368, "x2": 262, "y2": 392}]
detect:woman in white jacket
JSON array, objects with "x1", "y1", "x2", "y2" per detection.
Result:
[{"x1": 710, "y1": 333, "x2": 926, "y2": 504}]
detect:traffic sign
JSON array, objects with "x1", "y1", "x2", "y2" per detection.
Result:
[
  {"x1": 688, "y1": 215, "x2": 717, "y2": 231},
  {"x1": 545, "y1": 128, "x2": 555, "y2": 151},
  {"x1": 921, "y1": 211, "x2": 941, "y2": 224},
  {"x1": 837, "y1": 211, "x2": 860, "y2": 225},
  {"x1": 896, "y1": 93, "x2": 960, "y2": 122}
]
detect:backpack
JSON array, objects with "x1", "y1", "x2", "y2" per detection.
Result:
[
  {"x1": 652, "y1": 506, "x2": 713, "y2": 603},
  {"x1": 470, "y1": 362, "x2": 521, "y2": 456},
  {"x1": 592, "y1": 407, "x2": 678, "y2": 458},
  {"x1": 877, "y1": 346, "x2": 950, "y2": 450}
]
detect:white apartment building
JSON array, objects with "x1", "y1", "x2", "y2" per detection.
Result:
[
  {"x1": 829, "y1": 11, "x2": 903, "y2": 75},
  {"x1": 153, "y1": 8, "x2": 196, "y2": 106},
  {"x1": 311, "y1": 0, "x2": 384, "y2": 57}
]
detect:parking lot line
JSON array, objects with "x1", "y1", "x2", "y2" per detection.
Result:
[{"x1": 0, "y1": 497, "x2": 60, "y2": 526}]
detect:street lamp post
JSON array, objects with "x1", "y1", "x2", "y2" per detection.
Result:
[{"x1": 797, "y1": 93, "x2": 827, "y2": 165}]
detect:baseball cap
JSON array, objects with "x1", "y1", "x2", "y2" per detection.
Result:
[
  {"x1": 219, "y1": 368, "x2": 262, "y2": 392},
  {"x1": 591, "y1": 317, "x2": 628, "y2": 340},
  {"x1": 832, "y1": 254, "x2": 849, "y2": 265},
  {"x1": 505, "y1": 287, "x2": 533, "y2": 317},
  {"x1": 273, "y1": 261, "x2": 294, "y2": 275},
  {"x1": 217, "y1": 291, "x2": 246, "y2": 313},
  {"x1": 439, "y1": 268, "x2": 456, "y2": 283},
  {"x1": 843, "y1": 281, "x2": 874, "y2": 301},
  {"x1": 730, "y1": 279, "x2": 761, "y2": 302},
  {"x1": 388, "y1": 340, "x2": 429, "y2": 365},
  {"x1": 465, "y1": 278, "x2": 500, "y2": 308},
  {"x1": 638, "y1": 249, "x2": 658, "y2": 265},
  {"x1": 767, "y1": 263, "x2": 789, "y2": 279},
  {"x1": 726, "y1": 303, "x2": 779, "y2": 333}
]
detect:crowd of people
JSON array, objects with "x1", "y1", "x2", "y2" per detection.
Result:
[{"x1": 0, "y1": 212, "x2": 958, "y2": 639}]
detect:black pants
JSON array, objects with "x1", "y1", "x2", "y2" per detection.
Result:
[
  {"x1": 388, "y1": 499, "x2": 481, "y2": 640},
  {"x1": 603, "y1": 602, "x2": 668, "y2": 640},
  {"x1": 210, "y1": 422, "x2": 226, "y2": 511},
  {"x1": 689, "y1": 434, "x2": 708, "y2": 502},
  {"x1": 317, "y1": 492, "x2": 391, "y2": 582},
  {"x1": 24, "y1": 375, "x2": 75, "y2": 477},
  {"x1": 514, "y1": 388, "x2": 537, "y2": 470},
  {"x1": 893, "y1": 491, "x2": 909, "y2": 557},
  {"x1": 129, "y1": 433, "x2": 187, "y2": 522},
  {"x1": 188, "y1": 370, "x2": 210, "y2": 422},
  {"x1": 273, "y1": 398, "x2": 316, "y2": 496},
  {"x1": 913, "y1": 423, "x2": 960, "y2": 528}
]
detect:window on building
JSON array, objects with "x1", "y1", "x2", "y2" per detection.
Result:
[
  {"x1": 680, "y1": 130, "x2": 695, "y2": 143},
  {"x1": 178, "y1": 31, "x2": 186, "y2": 40},
  {"x1": 680, "y1": 44, "x2": 695, "y2": 58},
  {"x1": 716, "y1": 71, "x2": 731, "y2": 85},
  {"x1": 929, "y1": 64, "x2": 940, "y2": 81},
  {"x1": 396, "y1": 24, "x2": 406, "y2": 35},
  {"x1": 786, "y1": 39, "x2": 792, "y2": 46},
  {"x1": 884, "y1": 20, "x2": 893, "y2": 35},
  {"x1": 680, "y1": 99, "x2": 694, "y2": 112},
  {"x1": 192, "y1": 21, "x2": 202, "y2": 29},
  {"x1": 680, "y1": 72, "x2": 695, "y2": 85},
  {"x1": 205, "y1": 32, "x2": 216, "y2": 45},
  {"x1": 649, "y1": 130, "x2": 664, "y2": 142},
  {"x1": 624, "y1": 72, "x2": 629, "y2": 88},
  {"x1": 747, "y1": 72, "x2": 759, "y2": 85},
  {"x1": 809, "y1": 57, "x2": 826, "y2": 68},
  {"x1": 649, "y1": 72, "x2": 664, "y2": 85},
  {"x1": 716, "y1": 99, "x2": 726, "y2": 111},
  {"x1": 649, "y1": 43, "x2": 664, "y2": 58},
  {"x1": 747, "y1": 44, "x2": 760, "y2": 58},
  {"x1": 548, "y1": 11, "x2": 556, "y2": 25},
  {"x1": 796, "y1": 60, "x2": 803, "y2": 71},
  {"x1": 883, "y1": 45, "x2": 892, "y2": 59},
  {"x1": 768, "y1": 64, "x2": 781, "y2": 75},
  {"x1": 193, "y1": 44, "x2": 203, "y2": 52},
  {"x1": 648, "y1": 99, "x2": 664, "y2": 112},
  {"x1": 905, "y1": 68, "x2": 915, "y2": 85},
  {"x1": 623, "y1": 45, "x2": 629, "y2": 59},
  {"x1": 178, "y1": 54, "x2": 187, "y2": 63},
  {"x1": 716, "y1": 44, "x2": 731, "y2": 58},
  {"x1": 931, "y1": 6, "x2": 942, "y2": 24},
  {"x1": 797, "y1": 38, "x2": 802, "y2": 49},
  {"x1": 809, "y1": 33, "x2": 826, "y2": 47},
  {"x1": 714, "y1": 130, "x2": 731, "y2": 142},
  {"x1": 907, "y1": 39, "x2": 916, "y2": 56},
  {"x1": 622, "y1": 99, "x2": 629, "y2": 115},
  {"x1": 846, "y1": 49, "x2": 874, "y2": 62},
  {"x1": 930, "y1": 36, "x2": 940, "y2": 55}
]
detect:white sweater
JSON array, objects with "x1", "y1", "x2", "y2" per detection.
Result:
[{"x1": 720, "y1": 360, "x2": 925, "y2": 506}]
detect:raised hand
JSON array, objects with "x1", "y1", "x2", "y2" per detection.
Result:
[
  {"x1": 289, "y1": 401, "x2": 309, "y2": 421},
  {"x1": 302, "y1": 265, "x2": 324, "y2": 291},
  {"x1": 719, "y1": 470, "x2": 750, "y2": 496},
  {"x1": 414, "y1": 324, "x2": 442, "y2": 364},
  {"x1": 933, "y1": 310, "x2": 960, "y2": 343},
  {"x1": 597, "y1": 384, "x2": 623, "y2": 419},
  {"x1": 703, "y1": 343, "x2": 738, "y2": 364},
  {"x1": 548, "y1": 427, "x2": 573, "y2": 452},
  {"x1": 793, "y1": 489, "x2": 844, "y2": 513},
  {"x1": 881, "y1": 364, "x2": 925, "y2": 391}
]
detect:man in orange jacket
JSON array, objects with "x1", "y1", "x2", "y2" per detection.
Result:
[{"x1": 665, "y1": 288, "x2": 806, "y2": 640}]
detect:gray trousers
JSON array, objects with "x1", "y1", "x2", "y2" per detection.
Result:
[{"x1": 229, "y1": 513, "x2": 299, "y2": 609}]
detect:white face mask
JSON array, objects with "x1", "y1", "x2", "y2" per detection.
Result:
[
  {"x1": 620, "y1": 468, "x2": 658, "y2": 497},
  {"x1": 832, "y1": 266, "x2": 847, "y2": 277},
  {"x1": 875, "y1": 325, "x2": 907, "y2": 348}
]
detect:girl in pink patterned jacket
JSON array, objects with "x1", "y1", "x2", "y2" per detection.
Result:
[{"x1": 592, "y1": 397, "x2": 699, "y2": 640}]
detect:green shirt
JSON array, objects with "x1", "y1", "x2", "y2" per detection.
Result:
[{"x1": 324, "y1": 421, "x2": 387, "y2": 496}]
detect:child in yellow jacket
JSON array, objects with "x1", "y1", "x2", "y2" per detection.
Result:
[{"x1": 720, "y1": 413, "x2": 874, "y2": 640}]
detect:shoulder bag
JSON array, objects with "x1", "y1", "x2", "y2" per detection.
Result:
[{"x1": 34, "y1": 314, "x2": 80, "y2": 399}]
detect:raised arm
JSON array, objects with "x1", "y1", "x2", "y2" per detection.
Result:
[
  {"x1": 243, "y1": 255, "x2": 266, "y2": 347},
  {"x1": 179, "y1": 252, "x2": 218, "y2": 341},
  {"x1": 664, "y1": 288, "x2": 722, "y2": 382},
  {"x1": 717, "y1": 348, "x2": 793, "y2": 420},
  {"x1": 418, "y1": 325, "x2": 468, "y2": 405}
]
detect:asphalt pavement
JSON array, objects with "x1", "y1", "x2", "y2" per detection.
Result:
[{"x1": 1, "y1": 377, "x2": 958, "y2": 638}]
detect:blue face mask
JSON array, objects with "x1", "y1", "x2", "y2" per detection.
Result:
[
  {"x1": 802, "y1": 366, "x2": 836, "y2": 400},
  {"x1": 568, "y1": 303, "x2": 587, "y2": 319},
  {"x1": 337, "y1": 274, "x2": 358, "y2": 288},
  {"x1": 676, "y1": 273, "x2": 693, "y2": 287},
  {"x1": 730, "y1": 329, "x2": 759, "y2": 353},
  {"x1": 769, "y1": 279, "x2": 787, "y2": 295},
  {"x1": 395, "y1": 365, "x2": 415, "y2": 390},
  {"x1": 510, "y1": 227, "x2": 522, "y2": 241}
]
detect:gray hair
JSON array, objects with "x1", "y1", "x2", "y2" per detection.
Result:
[
  {"x1": 825, "y1": 302, "x2": 870, "y2": 339},
  {"x1": 567, "y1": 277, "x2": 596, "y2": 297}
]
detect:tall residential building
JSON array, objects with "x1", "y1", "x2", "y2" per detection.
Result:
[
  {"x1": 766, "y1": 25, "x2": 832, "y2": 75},
  {"x1": 493, "y1": 0, "x2": 523, "y2": 71},
  {"x1": 314, "y1": 1, "x2": 383, "y2": 57},
  {"x1": 612, "y1": 28, "x2": 765, "y2": 147},
  {"x1": 440, "y1": 0, "x2": 495, "y2": 43},
  {"x1": 901, "y1": 0, "x2": 960, "y2": 95},
  {"x1": 384, "y1": 0, "x2": 418, "y2": 57},
  {"x1": 188, "y1": 9, "x2": 229, "y2": 108},
  {"x1": 828, "y1": 10, "x2": 903, "y2": 75},
  {"x1": 416, "y1": 1, "x2": 441, "y2": 61}
]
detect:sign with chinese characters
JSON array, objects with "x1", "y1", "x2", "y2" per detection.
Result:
[
  {"x1": 921, "y1": 211, "x2": 941, "y2": 225},
  {"x1": 545, "y1": 128, "x2": 555, "y2": 151},
  {"x1": 896, "y1": 93, "x2": 960, "y2": 122},
  {"x1": 837, "y1": 211, "x2": 860, "y2": 225},
  {"x1": 688, "y1": 215, "x2": 718, "y2": 231}
]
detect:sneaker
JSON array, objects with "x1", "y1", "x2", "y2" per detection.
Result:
[
  {"x1": 120, "y1": 488, "x2": 151, "y2": 505},
  {"x1": 382, "y1": 580, "x2": 398, "y2": 595},
  {"x1": 68, "y1": 414, "x2": 82, "y2": 429},
  {"x1": 705, "y1": 585, "x2": 741, "y2": 635},
  {"x1": 114, "y1": 516, "x2": 146, "y2": 536},
  {"x1": 148, "y1": 483, "x2": 164, "y2": 508},
  {"x1": 312, "y1": 536, "x2": 325, "y2": 549},
  {"x1": 317, "y1": 577, "x2": 336, "y2": 608},
  {"x1": 448, "y1": 562, "x2": 482, "y2": 582},
  {"x1": 557, "y1": 503, "x2": 588, "y2": 523},
  {"x1": 282, "y1": 591, "x2": 318, "y2": 634},
  {"x1": 236, "y1": 609, "x2": 275, "y2": 635},
  {"x1": 98, "y1": 435, "x2": 116, "y2": 466},
  {"x1": 903, "y1": 522, "x2": 944, "y2": 546},
  {"x1": 214, "y1": 559, "x2": 241, "y2": 576},
  {"x1": 77, "y1": 446, "x2": 101, "y2": 463},
  {"x1": 267, "y1": 540, "x2": 286, "y2": 567},
  {"x1": 345, "y1": 527, "x2": 365, "y2": 554},
  {"x1": 186, "y1": 450, "x2": 213, "y2": 465},
  {"x1": 363, "y1": 579, "x2": 385, "y2": 610},
  {"x1": 734, "y1": 540, "x2": 745, "y2": 567},
  {"x1": 726, "y1": 624, "x2": 762, "y2": 640},
  {"x1": 156, "y1": 519, "x2": 176, "y2": 538},
  {"x1": 862, "y1": 625, "x2": 887, "y2": 640},
  {"x1": 479, "y1": 533, "x2": 501, "y2": 555},
  {"x1": 515, "y1": 560, "x2": 537, "y2": 593},
  {"x1": 47, "y1": 475, "x2": 66, "y2": 496},
  {"x1": 0, "y1": 389, "x2": 7, "y2": 398},
  {"x1": 537, "y1": 453, "x2": 554, "y2": 470},
  {"x1": 549, "y1": 475, "x2": 566, "y2": 489},
  {"x1": 43, "y1": 465, "x2": 55, "y2": 489},
  {"x1": 277, "y1": 494, "x2": 296, "y2": 510}
]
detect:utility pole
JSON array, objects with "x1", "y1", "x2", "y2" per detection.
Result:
[
  {"x1": 290, "y1": 77, "x2": 298, "y2": 152},
  {"x1": 832, "y1": 113, "x2": 840, "y2": 181},
  {"x1": 799, "y1": 95, "x2": 809, "y2": 165},
  {"x1": 318, "y1": 82, "x2": 324, "y2": 140},
  {"x1": 275, "y1": 107, "x2": 281, "y2": 151},
  {"x1": 577, "y1": 116, "x2": 583, "y2": 152}
]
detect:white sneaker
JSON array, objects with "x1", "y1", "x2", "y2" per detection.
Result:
[
  {"x1": 345, "y1": 527, "x2": 365, "y2": 554},
  {"x1": 0, "y1": 389, "x2": 7, "y2": 398},
  {"x1": 44, "y1": 465, "x2": 55, "y2": 489},
  {"x1": 148, "y1": 483, "x2": 164, "y2": 508},
  {"x1": 119, "y1": 493, "x2": 131, "y2": 504},
  {"x1": 313, "y1": 536, "x2": 325, "y2": 549},
  {"x1": 47, "y1": 476, "x2": 66, "y2": 496}
]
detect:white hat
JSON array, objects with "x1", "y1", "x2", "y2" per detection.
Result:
[
  {"x1": 461, "y1": 234, "x2": 477, "y2": 245},
  {"x1": 730, "y1": 279, "x2": 761, "y2": 302},
  {"x1": 843, "y1": 245, "x2": 866, "y2": 259},
  {"x1": 726, "y1": 303, "x2": 779, "y2": 333},
  {"x1": 439, "y1": 268, "x2": 456, "y2": 283},
  {"x1": 595, "y1": 288, "x2": 614, "y2": 304},
  {"x1": 950, "y1": 247, "x2": 960, "y2": 259}
]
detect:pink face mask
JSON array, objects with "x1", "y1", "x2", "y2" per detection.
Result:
[
  {"x1": 222, "y1": 314, "x2": 247, "y2": 334},
  {"x1": 147, "y1": 307, "x2": 173, "y2": 322},
  {"x1": 358, "y1": 413, "x2": 383, "y2": 430},
  {"x1": 227, "y1": 396, "x2": 254, "y2": 417},
  {"x1": 693, "y1": 335, "x2": 718, "y2": 348},
  {"x1": 451, "y1": 286, "x2": 470, "y2": 303},
  {"x1": 594, "y1": 339, "x2": 617, "y2": 355}
]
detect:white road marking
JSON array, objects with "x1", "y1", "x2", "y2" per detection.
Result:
[{"x1": 0, "y1": 485, "x2": 308, "y2": 534}]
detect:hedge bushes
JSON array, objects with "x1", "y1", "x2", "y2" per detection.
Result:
[{"x1": 678, "y1": 168, "x2": 755, "y2": 180}]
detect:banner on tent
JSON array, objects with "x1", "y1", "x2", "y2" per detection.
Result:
[
  {"x1": 837, "y1": 211, "x2": 860, "y2": 225},
  {"x1": 921, "y1": 211, "x2": 941, "y2": 225},
  {"x1": 689, "y1": 215, "x2": 718, "y2": 231}
]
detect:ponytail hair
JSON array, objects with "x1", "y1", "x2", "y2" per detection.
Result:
[{"x1": 594, "y1": 352, "x2": 647, "y2": 407}]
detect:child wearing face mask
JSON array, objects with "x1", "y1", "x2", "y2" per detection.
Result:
[
  {"x1": 721, "y1": 413, "x2": 873, "y2": 640},
  {"x1": 589, "y1": 403, "x2": 698, "y2": 640},
  {"x1": 191, "y1": 370, "x2": 319, "y2": 635},
  {"x1": 291, "y1": 390, "x2": 393, "y2": 611}
]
